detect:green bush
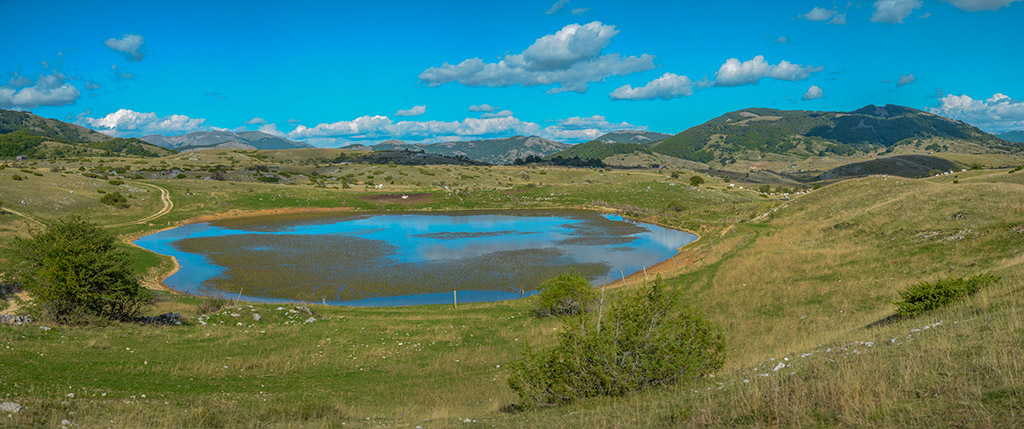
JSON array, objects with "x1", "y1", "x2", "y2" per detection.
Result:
[
  {"x1": 6, "y1": 216, "x2": 153, "y2": 324},
  {"x1": 100, "y1": 191, "x2": 130, "y2": 208},
  {"x1": 11, "y1": 174, "x2": 22, "y2": 181},
  {"x1": 895, "y1": 273, "x2": 998, "y2": 317},
  {"x1": 534, "y1": 271, "x2": 598, "y2": 317},
  {"x1": 107, "y1": 179, "x2": 124, "y2": 186},
  {"x1": 689, "y1": 175, "x2": 705, "y2": 187},
  {"x1": 509, "y1": 279, "x2": 725, "y2": 408}
]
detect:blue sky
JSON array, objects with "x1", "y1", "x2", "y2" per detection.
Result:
[{"x1": 2, "y1": 0, "x2": 1022, "y2": 146}]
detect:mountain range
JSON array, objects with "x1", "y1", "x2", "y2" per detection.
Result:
[
  {"x1": 140, "y1": 130, "x2": 313, "y2": 151},
  {"x1": 647, "y1": 104, "x2": 1016, "y2": 163},
  {"x1": 996, "y1": 130, "x2": 1024, "y2": 143},
  {"x1": 357, "y1": 135, "x2": 571, "y2": 165}
]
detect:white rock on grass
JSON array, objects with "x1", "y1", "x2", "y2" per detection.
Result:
[
  {"x1": 305, "y1": 317, "x2": 317, "y2": 323},
  {"x1": 0, "y1": 402, "x2": 21, "y2": 413},
  {"x1": 772, "y1": 362, "x2": 786, "y2": 372}
]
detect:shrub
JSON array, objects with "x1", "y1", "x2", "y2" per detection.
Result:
[
  {"x1": 6, "y1": 216, "x2": 153, "y2": 324},
  {"x1": 100, "y1": 191, "x2": 130, "y2": 208},
  {"x1": 895, "y1": 273, "x2": 998, "y2": 317},
  {"x1": 198, "y1": 295, "x2": 229, "y2": 315},
  {"x1": 11, "y1": 174, "x2": 22, "y2": 181},
  {"x1": 689, "y1": 175, "x2": 705, "y2": 187},
  {"x1": 509, "y1": 278, "x2": 725, "y2": 408},
  {"x1": 107, "y1": 179, "x2": 124, "y2": 186},
  {"x1": 534, "y1": 271, "x2": 598, "y2": 317}
]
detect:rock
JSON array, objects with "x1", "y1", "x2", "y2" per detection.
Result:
[
  {"x1": 0, "y1": 402, "x2": 21, "y2": 413},
  {"x1": 0, "y1": 315, "x2": 32, "y2": 324},
  {"x1": 305, "y1": 317, "x2": 317, "y2": 323},
  {"x1": 138, "y1": 312, "x2": 182, "y2": 326},
  {"x1": 772, "y1": 362, "x2": 786, "y2": 372},
  {"x1": 252, "y1": 313, "x2": 261, "y2": 321}
]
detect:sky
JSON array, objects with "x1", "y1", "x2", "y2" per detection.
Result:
[{"x1": 1, "y1": 0, "x2": 1023, "y2": 146}]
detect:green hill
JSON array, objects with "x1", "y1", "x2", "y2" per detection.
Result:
[
  {"x1": 0, "y1": 109, "x2": 173, "y2": 158},
  {"x1": 651, "y1": 105, "x2": 1016, "y2": 163},
  {"x1": 549, "y1": 140, "x2": 650, "y2": 161}
]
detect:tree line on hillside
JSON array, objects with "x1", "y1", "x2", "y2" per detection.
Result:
[{"x1": 512, "y1": 155, "x2": 605, "y2": 167}]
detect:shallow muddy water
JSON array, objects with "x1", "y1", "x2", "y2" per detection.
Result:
[{"x1": 134, "y1": 210, "x2": 697, "y2": 306}]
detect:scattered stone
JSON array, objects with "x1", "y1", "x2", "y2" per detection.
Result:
[
  {"x1": 252, "y1": 313, "x2": 261, "y2": 321},
  {"x1": 0, "y1": 402, "x2": 21, "y2": 413},
  {"x1": 138, "y1": 313, "x2": 182, "y2": 326},
  {"x1": 305, "y1": 317, "x2": 317, "y2": 323},
  {"x1": 0, "y1": 315, "x2": 32, "y2": 324},
  {"x1": 772, "y1": 362, "x2": 786, "y2": 372}
]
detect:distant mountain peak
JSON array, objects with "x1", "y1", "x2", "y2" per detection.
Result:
[
  {"x1": 140, "y1": 130, "x2": 312, "y2": 151},
  {"x1": 368, "y1": 135, "x2": 569, "y2": 164}
]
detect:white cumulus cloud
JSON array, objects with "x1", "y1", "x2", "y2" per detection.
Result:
[
  {"x1": 258, "y1": 123, "x2": 285, "y2": 137},
  {"x1": 0, "y1": 72, "x2": 80, "y2": 109},
  {"x1": 943, "y1": 0, "x2": 1021, "y2": 11},
  {"x1": 897, "y1": 74, "x2": 916, "y2": 87},
  {"x1": 395, "y1": 105, "x2": 426, "y2": 117},
  {"x1": 610, "y1": 72, "x2": 694, "y2": 101},
  {"x1": 104, "y1": 34, "x2": 146, "y2": 61},
  {"x1": 284, "y1": 112, "x2": 645, "y2": 146},
  {"x1": 871, "y1": 0, "x2": 922, "y2": 24},
  {"x1": 714, "y1": 56, "x2": 823, "y2": 87},
  {"x1": 545, "y1": 0, "x2": 569, "y2": 14},
  {"x1": 244, "y1": 117, "x2": 267, "y2": 125},
  {"x1": 419, "y1": 22, "x2": 655, "y2": 94},
  {"x1": 481, "y1": 110, "x2": 514, "y2": 118},
  {"x1": 800, "y1": 6, "x2": 836, "y2": 21},
  {"x1": 81, "y1": 108, "x2": 205, "y2": 136},
  {"x1": 929, "y1": 93, "x2": 1024, "y2": 131},
  {"x1": 802, "y1": 85, "x2": 824, "y2": 100},
  {"x1": 468, "y1": 104, "x2": 496, "y2": 112}
]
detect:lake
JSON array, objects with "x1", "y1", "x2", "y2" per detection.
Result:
[{"x1": 134, "y1": 210, "x2": 697, "y2": 306}]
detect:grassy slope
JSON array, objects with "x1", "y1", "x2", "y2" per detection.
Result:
[{"x1": 1, "y1": 151, "x2": 1023, "y2": 426}]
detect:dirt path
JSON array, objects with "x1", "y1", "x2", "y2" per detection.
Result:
[
  {"x1": 110, "y1": 182, "x2": 173, "y2": 228},
  {"x1": 0, "y1": 206, "x2": 45, "y2": 227}
]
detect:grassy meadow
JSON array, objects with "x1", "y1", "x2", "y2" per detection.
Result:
[{"x1": 1, "y1": 148, "x2": 1023, "y2": 427}]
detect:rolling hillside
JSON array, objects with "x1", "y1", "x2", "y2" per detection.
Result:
[
  {"x1": 650, "y1": 105, "x2": 1016, "y2": 163},
  {"x1": 0, "y1": 109, "x2": 172, "y2": 158}
]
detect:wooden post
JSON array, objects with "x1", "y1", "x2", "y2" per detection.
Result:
[
  {"x1": 453, "y1": 290, "x2": 457, "y2": 309},
  {"x1": 184, "y1": 285, "x2": 190, "y2": 296},
  {"x1": 236, "y1": 288, "x2": 243, "y2": 303},
  {"x1": 620, "y1": 271, "x2": 627, "y2": 287},
  {"x1": 643, "y1": 265, "x2": 648, "y2": 281},
  {"x1": 596, "y1": 283, "x2": 606, "y2": 334}
]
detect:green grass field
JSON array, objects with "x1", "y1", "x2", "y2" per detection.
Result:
[{"x1": 1, "y1": 149, "x2": 1023, "y2": 427}]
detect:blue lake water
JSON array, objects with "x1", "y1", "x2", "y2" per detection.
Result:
[{"x1": 134, "y1": 210, "x2": 697, "y2": 306}]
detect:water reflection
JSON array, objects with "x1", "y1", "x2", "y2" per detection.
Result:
[{"x1": 134, "y1": 210, "x2": 696, "y2": 306}]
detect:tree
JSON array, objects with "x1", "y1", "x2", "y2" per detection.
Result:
[
  {"x1": 7, "y1": 216, "x2": 152, "y2": 323},
  {"x1": 689, "y1": 175, "x2": 705, "y2": 187}
]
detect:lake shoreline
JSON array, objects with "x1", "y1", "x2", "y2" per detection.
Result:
[{"x1": 131, "y1": 204, "x2": 702, "y2": 304}]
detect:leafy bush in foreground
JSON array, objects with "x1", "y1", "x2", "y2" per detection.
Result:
[
  {"x1": 7, "y1": 216, "x2": 152, "y2": 323},
  {"x1": 895, "y1": 273, "x2": 998, "y2": 317},
  {"x1": 534, "y1": 271, "x2": 598, "y2": 317},
  {"x1": 510, "y1": 279, "x2": 725, "y2": 408}
]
